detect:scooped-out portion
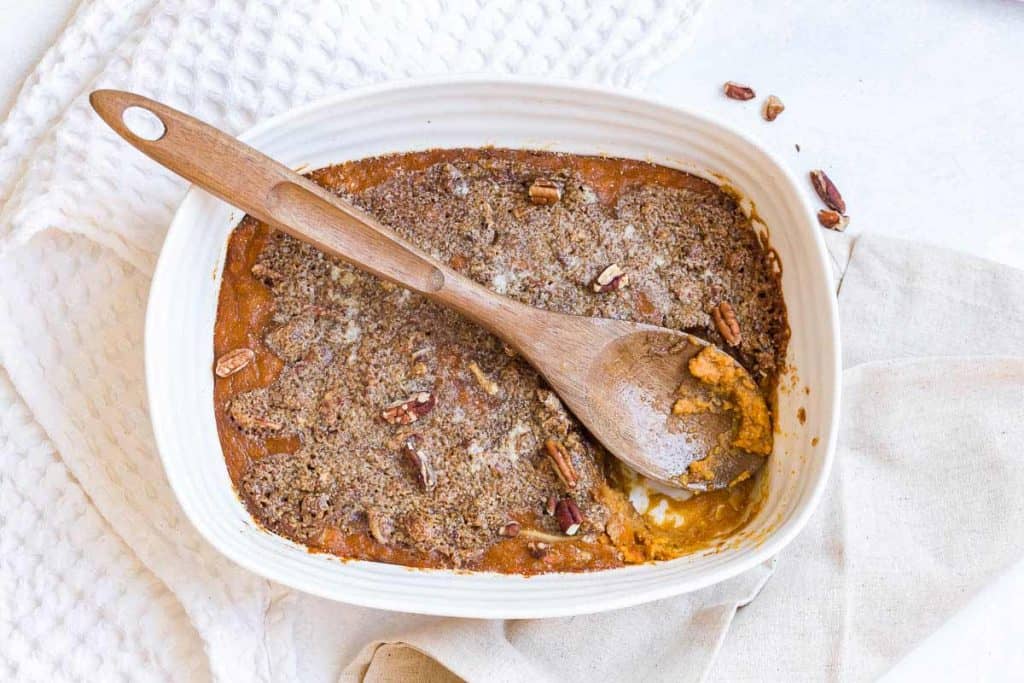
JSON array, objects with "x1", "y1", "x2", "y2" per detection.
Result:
[{"x1": 212, "y1": 148, "x2": 789, "y2": 574}]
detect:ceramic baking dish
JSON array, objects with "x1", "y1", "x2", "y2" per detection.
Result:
[{"x1": 146, "y1": 77, "x2": 840, "y2": 618}]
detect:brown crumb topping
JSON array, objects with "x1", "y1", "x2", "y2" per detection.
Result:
[{"x1": 215, "y1": 148, "x2": 788, "y2": 572}]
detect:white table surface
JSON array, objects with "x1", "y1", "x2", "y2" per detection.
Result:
[{"x1": 2, "y1": 0, "x2": 1021, "y2": 680}]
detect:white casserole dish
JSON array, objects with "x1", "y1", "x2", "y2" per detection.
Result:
[{"x1": 146, "y1": 77, "x2": 840, "y2": 618}]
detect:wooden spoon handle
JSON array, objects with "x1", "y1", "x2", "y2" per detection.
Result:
[{"x1": 89, "y1": 89, "x2": 445, "y2": 295}]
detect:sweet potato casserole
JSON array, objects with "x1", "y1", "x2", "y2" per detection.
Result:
[{"x1": 213, "y1": 149, "x2": 788, "y2": 573}]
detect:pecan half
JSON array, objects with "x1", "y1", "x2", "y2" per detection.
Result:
[
  {"x1": 528, "y1": 178, "x2": 561, "y2": 205},
  {"x1": 810, "y1": 170, "x2": 846, "y2": 213},
  {"x1": 723, "y1": 81, "x2": 756, "y2": 100},
  {"x1": 381, "y1": 392, "x2": 436, "y2": 425},
  {"x1": 401, "y1": 434, "x2": 436, "y2": 491},
  {"x1": 592, "y1": 264, "x2": 629, "y2": 293},
  {"x1": 555, "y1": 497, "x2": 583, "y2": 536},
  {"x1": 543, "y1": 439, "x2": 579, "y2": 489},
  {"x1": 762, "y1": 95, "x2": 785, "y2": 121},
  {"x1": 215, "y1": 348, "x2": 255, "y2": 377},
  {"x1": 468, "y1": 361, "x2": 499, "y2": 396},
  {"x1": 817, "y1": 209, "x2": 850, "y2": 232},
  {"x1": 498, "y1": 521, "x2": 521, "y2": 537},
  {"x1": 712, "y1": 301, "x2": 742, "y2": 346}
]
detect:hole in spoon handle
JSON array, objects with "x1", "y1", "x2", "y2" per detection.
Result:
[
  {"x1": 90, "y1": 90, "x2": 174, "y2": 150},
  {"x1": 121, "y1": 105, "x2": 167, "y2": 141}
]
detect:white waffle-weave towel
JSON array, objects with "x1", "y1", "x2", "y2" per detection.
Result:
[{"x1": 0, "y1": 2, "x2": 720, "y2": 682}]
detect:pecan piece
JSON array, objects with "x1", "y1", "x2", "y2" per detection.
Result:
[
  {"x1": 544, "y1": 493, "x2": 559, "y2": 516},
  {"x1": 723, "y1": 81, "x2": 756, "y2": 100},
  {"x1": 230, "y1": 411, "x2": 281, "y2": 432},
  {"x1": 592, "y1": 264, "x2": 629, "y2": 293},
  {"x1": 467, "y1": 361, "x2": 499, "y2": 396},
  {"x1": 555, "y1": 497, "x2": 583, "y2": 536},
  {"x1": 528, "y1": 178, "x2": 561, "y2": 205},
  {"x1": 381, "y1": 392, "x2": 436, "y2": 425},
  {"x1": 265, "y1": 314, "x2": 316, "y2": 363},
  {"x1": 401, "y1": 434, "x2": 436, "y2": 491},
  {"x1": 401, "y1": 512, "x2": 439, "y2": 546},
  {"x1": 543, "y1": 439, "x2": 579, "y2": 489},
  {"x1": 228, "y1": 396, "x2": 282, "y2": 432},
  {"x1": 762, "y1": 95, "x2": 785, "y2": 121},
  {"x1": 817, "y1": 209, "x2": 850, "y2": 232},
  {"x1": 712, "y1": 301, "x2": 742, "y2": 346},
  {"x1": 809, "y1": 170, "x2": 846, "y2": 213},
  {"x1": 215, "y1": 348, "x2": 255, "y2": 377},
  {"x1": 440, "y1": 162, "x2": 468, "y2": 197},
  {"x1": 527, "y1": 541, "x2": 551, "y2": 559},
  {"x1": 537, "y1": 389, "x2": 564, "y2": 414},
  {"x1": 482, "y1": 201, "x2": 495, "y2": 229},
  {"x1": 250, "y1": 262, "x2": 283, "y2": 283},
  {"x1": 317, "y1": 388, "x2": 346, "y2": 426},
  {"x1": 366, "y1": 508, "x2": 392, "y2": 545},
  {"x1": 498, "y1": 521, "x2": 521, "y2": 537}
]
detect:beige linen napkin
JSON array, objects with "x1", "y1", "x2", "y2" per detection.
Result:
[
  {"x1": 336, "y1": 235, "x2": 1024, "y2": 681},
  {"x1": 335, "y1": 565, "x2": 774, "y2": 683},
  {"x1": 709, "y1": 235, "x2": 1024, "y2": 681}
]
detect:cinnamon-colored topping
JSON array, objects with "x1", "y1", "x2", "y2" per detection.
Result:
[{"x1": 216, "y1": 149, "x2": 788, "y2": 572}]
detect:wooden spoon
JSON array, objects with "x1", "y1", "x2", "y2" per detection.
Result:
[{"x1": 90, "y1": 89, "x2": 771, "y2": 492}]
